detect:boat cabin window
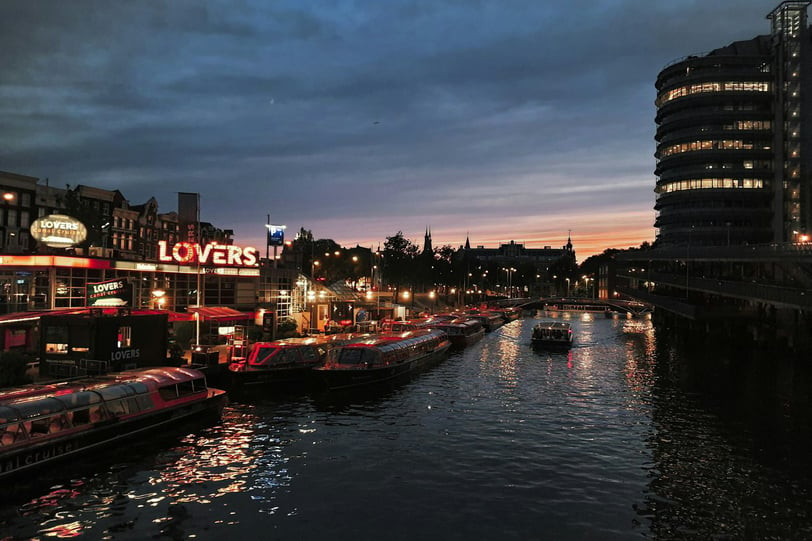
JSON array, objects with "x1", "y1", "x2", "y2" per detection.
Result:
[
  {"x1": 300, "y1": 346, "x2": 319, "y2": 363},
  {"x1": 0, "y1": 406, "x2": 23, "y2": 445},
  {"x1": 13, "y1": 397, "x2": 70, "y2": 437},
  {"x1": 158, "y1": 378, "x2": 206, "y2": 401},
  {"x1": 277, "y1": 349, "x2": 300, "y2": 365},
  {"x1": 54, "y1": 391, "x2": 104, "y2": 425},
  {"x1": 98, "y1": 384, "x2": 143, "y2": 416},
  {"x1": 338, "y1": 348, "x2": 375, "y2": 365},
  {"x1": 250, "y1": 346, "x2": 280, "y2": 365}
]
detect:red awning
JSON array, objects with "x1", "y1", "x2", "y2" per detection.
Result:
[
  {"x1": 186, "y1": 306, "x2": 253, "y2": 322},
  {"x1": 0, "y1": 308, "x2": 89, "y2": 325},
  {"x1": 131, "y1": 309, "x2": 194, "y2": 322}
]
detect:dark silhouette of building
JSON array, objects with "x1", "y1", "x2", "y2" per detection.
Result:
[{"x1": 655, "y1": 1, "x2": 812, "y2": 246}]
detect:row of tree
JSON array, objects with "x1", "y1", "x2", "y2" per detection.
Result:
[{"x1": 284, "y1": 228, "x2": 601, "y2": 300}]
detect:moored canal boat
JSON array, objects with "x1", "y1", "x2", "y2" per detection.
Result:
[
  {"x1": 227, "y1": 334, "x2": 369, "y2": 389},
  {"x1": 531, "y1": 321, "x2": 573, "y2": 349},
  {"x1": 0, "y1": 366, "x2": 227, "y2": 479},
  {"x1": 467, "y1": 311, "x2": 505, "y2": 332},
  {"x1": 426, "y1": 317, "x2": 484, "y2": 349},
  {"x1": 313, "y1": 328, "x2": 451, "y2": 391}
]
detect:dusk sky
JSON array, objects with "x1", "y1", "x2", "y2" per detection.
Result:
[{"x1": 1, "y1": 0, "x2": 774, "y2": 261}]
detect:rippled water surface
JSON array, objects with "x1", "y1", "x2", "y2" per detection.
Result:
[{"x1": 2, "y1": 314, "x2": 812, "y2": 540}]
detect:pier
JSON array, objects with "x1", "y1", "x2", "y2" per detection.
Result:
[{"x1": 615, "y1": 243, "x2": 812, "y2": 350}]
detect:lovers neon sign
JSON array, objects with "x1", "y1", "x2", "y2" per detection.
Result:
[{"x1": 158, "y1": 241, "x2": 259, "y2": 267}]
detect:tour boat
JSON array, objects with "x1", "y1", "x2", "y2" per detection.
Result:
[
  {"x1": 227, "y1": 334, "x2": 369, "y2": 389},
  {"x1": 313, "y1": 328, "x2": 452, "y2": 391},
  {"x1": 0, "y1": 366, "x2": 227, "y2": 479},
  {"x1": 531, "y1": 321, "x2": 574, "y2": 349},
  {"x1": 426, "y1": 317, "x2": 485, "y2": 348},
  {"x1": 467, "y1": 311, "x2": 505, "y2": 332}
]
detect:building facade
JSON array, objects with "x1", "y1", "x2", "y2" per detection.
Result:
[
  {"x1": 654, "y1": 1, "x2": 812, "y2": 246},
  {"x1": 0, "y1": 171, "x2": 261, "y2": 315}
]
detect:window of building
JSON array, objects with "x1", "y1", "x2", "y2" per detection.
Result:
[{"x1": 117, "y1": 326, "x2": 132, "y2": 348}]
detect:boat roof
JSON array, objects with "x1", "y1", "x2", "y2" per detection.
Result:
[
  {"x1": 534, "y1": 321, "x2": 572, "y2": 330},
  {"x1": 251, "y1": 333, "x2": 372, "y2": 349},
  {"x1": 0, "y1": 366, "x2": 206, "y2": 406}
]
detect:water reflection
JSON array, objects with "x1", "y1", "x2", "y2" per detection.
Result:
[
  {"x1": 637, "y1": 332, "x2": 812, "y2": 539},
  {"x1": 3, "y1": 317, "x2": 812, "y2": 539}
]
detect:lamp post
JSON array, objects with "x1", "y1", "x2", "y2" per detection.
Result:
[
  {"x1": 2, "y1": 192, "x2": 15, "y2": 252},
  {"x1": 565, "y1": 277, "x2": 570, "y2": 297}
]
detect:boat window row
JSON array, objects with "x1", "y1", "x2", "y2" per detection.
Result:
[
  {"x1": 157, "y1": 377, "x2": 208, "y2": 401},
  {"x1": 0, "y1": 381, "x2": 156, "y2": 445},
  {"x1": 247, "y1": 345, "x2": 321, "y2": 367}
]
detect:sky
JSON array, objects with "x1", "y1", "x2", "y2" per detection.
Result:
[{"x1": 0, "y1": 0, "x2": 775, "y2": 262}]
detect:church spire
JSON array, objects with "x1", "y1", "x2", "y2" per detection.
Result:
[{"x1": 423, "y1": 226, "x2": 433, "y2": 254}]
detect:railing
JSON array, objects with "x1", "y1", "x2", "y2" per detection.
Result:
[{"x1": 620, "y1": 271, "x2": 812, "y2": 309}]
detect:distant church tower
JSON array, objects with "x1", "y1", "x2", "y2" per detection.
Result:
[
  {"x1": 565, "y1": 230, "x2": 573, "y2": 252},
  {"x1": 423, "y1": 227, "x2": 433, "y2": 255}
]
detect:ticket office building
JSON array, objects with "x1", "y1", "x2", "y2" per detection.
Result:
[{"x1": 0, "y1": 255, "x2": 260, "y2": 314}]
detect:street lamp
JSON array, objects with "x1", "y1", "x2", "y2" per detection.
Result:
[
  {"x1": 2, "y1": 192, "x2": 15, "y2": 251},
  {"x1": 565, "y1": 277, "x2": 570, "y2": 297}
]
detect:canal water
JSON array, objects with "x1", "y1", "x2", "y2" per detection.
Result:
[{"x1": 2, "y1": 313, "x2": 812, "y2": 540}]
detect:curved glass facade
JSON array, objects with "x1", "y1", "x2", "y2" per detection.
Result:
[{"x1": 654, "y1": 39, "x2": 775, "y2": 247}]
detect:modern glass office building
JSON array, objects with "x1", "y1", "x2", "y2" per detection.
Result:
[{"x1": 654, "y1": 1, "x2": 812, "y2": 246}]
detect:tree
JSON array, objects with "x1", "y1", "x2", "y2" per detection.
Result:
[{"x1": 382, "y1": 231, "x2": 419, "y2": 301}]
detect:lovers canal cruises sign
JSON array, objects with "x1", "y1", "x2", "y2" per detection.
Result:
[
  {"x1": 157, "y1": 240, "x2": 259, "y2": 267},
  {"x1": 30, "y1": 214, "x2": 87, "y2": 248}
]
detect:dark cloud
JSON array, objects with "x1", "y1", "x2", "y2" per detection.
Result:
[{"x1": 0, "y1": 0, "x2": 773, "y2": 257}]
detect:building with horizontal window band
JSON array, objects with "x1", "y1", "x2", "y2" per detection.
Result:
[{"x1": 654, "y1": 1, "x2": 812, "y2": 247}]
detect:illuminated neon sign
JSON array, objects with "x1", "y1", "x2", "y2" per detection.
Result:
[
  {"x1": 157, "y1": 241, "x2": 259, "y2": 267},
  {"x1": 30, "y1": 214, "x2": 87, "y2": 248}
]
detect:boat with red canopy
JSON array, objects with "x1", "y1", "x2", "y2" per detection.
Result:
[
  {"x1": 0, "y1": 366, "x2": 227, "y2": 479},
  {"x1": 227, "y1": 334, "x2": 370, "y2": 389},
  {"x1": 313, "y1": 328, "x2": 451, "y2": 391}
]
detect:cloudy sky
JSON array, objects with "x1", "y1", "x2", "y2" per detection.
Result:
[{"x1": 1, "y1": 0, "x2": 774, "y2": 261}]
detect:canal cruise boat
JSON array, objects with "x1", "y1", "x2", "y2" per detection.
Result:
[
  {"x1": 467, "y1": 311, "x2": 505, "y2": 332},
  {"x1": 425, "y1": 317, "x2": 485, "y2": 349},
  {"x1": 227, "y1": 334, "x2": 370, "y2": 389},
  {"x1": 313, "y1": 328, "x2": 452, "y2": 391},
  {"x1": 0, "y1": 366, "x2": 227, "y2": 479},
  {"x1": 531, "y1": 321, "x2": 573, "y2": 349}
]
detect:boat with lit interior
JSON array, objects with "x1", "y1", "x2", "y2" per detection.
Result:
[
  {"x1": 531, "y1": 321, "x2": 573, "y2": 349},
  {"x1": 313, "y1": 328, "x2": 452, "y2": 391},
  {"x1": 0, "y1": 366, "x2": 227, "y2": 479}
]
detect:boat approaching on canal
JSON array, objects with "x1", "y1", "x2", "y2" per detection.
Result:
[
  {"x1": 0, "y1": 366, "x2": 227, "y2": 479},
  {"x1": 313, "y1": 328, "x2": 452, "y2": 391},
  {"x1": 531, "y1": 321, "x2": 573, "y2": 349}
]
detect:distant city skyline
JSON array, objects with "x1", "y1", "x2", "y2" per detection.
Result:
[{"x1": 1, "y1": 1, "x2": 773, "y2": 261}]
